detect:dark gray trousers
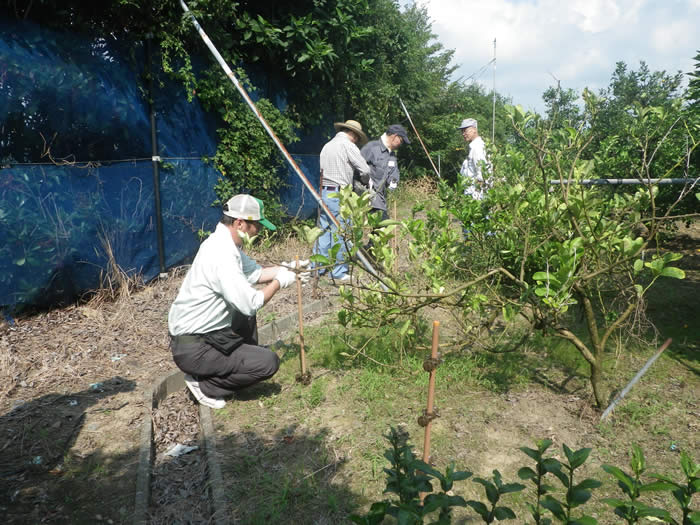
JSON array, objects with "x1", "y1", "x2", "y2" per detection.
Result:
[{"x1": 170, "y1": 315, "x2": 280, "y2": 398}]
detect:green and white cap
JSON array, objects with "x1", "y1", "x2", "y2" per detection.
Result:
[{"x1": 223, "y1": 194, "x2": 276, "y2": 230}]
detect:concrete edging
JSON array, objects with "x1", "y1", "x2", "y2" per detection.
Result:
[{"x1": 133, "y1": 295, "x2": 335, "y2": 524}]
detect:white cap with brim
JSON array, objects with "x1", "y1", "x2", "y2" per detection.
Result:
[
  {"x1": 223, "y1": 194, "x2": 276, "y2": 230},
  {"x1": 458, "y1": 118, "x2": 478, "y2": 129}
]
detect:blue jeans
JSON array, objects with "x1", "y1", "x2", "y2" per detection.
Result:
[{"x1": 313, "y1": 189, "x2": 349, "y2": 279}]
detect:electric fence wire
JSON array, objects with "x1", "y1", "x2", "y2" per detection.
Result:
[{"x1": 458, "y1": 58, "x2": 495, "y2": 85}]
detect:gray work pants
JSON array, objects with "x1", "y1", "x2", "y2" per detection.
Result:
[{"x1": 170, "y1": 315, "x2": 280, "y2": 398}]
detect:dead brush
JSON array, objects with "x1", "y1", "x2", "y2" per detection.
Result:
[
  {"x1": 86, "y1": 231, "x2": 143, "y2": 311},
  {"x1": 404, "y1": 175, "x2": 438, "y2": 203},
  {"x1": 0, "y1": 339, "x2": 24, "y2": 400}
]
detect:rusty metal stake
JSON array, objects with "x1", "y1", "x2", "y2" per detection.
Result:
[
  {"x1": 423, "y1": 321, "x2": 439, "y2": 464},
  {"x1": 418, "y1": 321, "x2": 440, "y2": 503},
  {"x1": 295, "y1": 256, "x2": 311, "y2": 384},
  {"x1": 312, "y1": 171, "x2": 323, "y2": 299}
]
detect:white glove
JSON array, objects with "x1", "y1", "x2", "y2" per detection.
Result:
[
  {"x1": 275, "y1": 267, "x2": 296, "y2": 289},
  {"x1": 281, "y1": 260, "x2": 311, "y2": 284},
  {"x1": 388, "y1": 180, "x2": 398, "y2": 190},
  {"x1": 281, "y1": 259, "x2": 310, "y2": 270}
]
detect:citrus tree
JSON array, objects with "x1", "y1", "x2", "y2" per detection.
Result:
[{"x1": 318, "y1": 93, "x2": 698, "y2": 408}]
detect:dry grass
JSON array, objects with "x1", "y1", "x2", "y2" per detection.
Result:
[{"x1": 86, "y1": 231, "x2": 144, "y2": 310}]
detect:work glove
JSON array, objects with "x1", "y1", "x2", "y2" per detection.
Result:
[
  {"x1": 274, "y1": 267, "x2": 297, "y2": 289},
  {"x1": 388, "y1": 180, "x2": 398, "y2": 190},
  {"x1": 281, "y1": 260, "x2": 311, "y2": 284}
]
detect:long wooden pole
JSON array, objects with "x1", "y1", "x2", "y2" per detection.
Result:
[{"x1": 422, "y1": 321, "x2": 440, "y2": 464}]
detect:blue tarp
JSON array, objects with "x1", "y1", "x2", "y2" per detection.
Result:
[{"x1": 0, "y1": 19, "x2": 323, "y2": 310}]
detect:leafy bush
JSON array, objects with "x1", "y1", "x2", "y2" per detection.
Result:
[{"x1": 351, "y1": 430, "x2": 699, "y2": 524}]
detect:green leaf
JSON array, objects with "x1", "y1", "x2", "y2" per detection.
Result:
[
  {"x1": 473, "y1": 478, "x2": 498, "y2": 505},
  {"x1": 518, "y1": 467, "x2": 536, "y2": 480},
  {"x1": 575, "y1": 479, "x2": 603, "y2": 491},
  {"x1": 569, "y1": 488, "x2": 593, "y2": 506},
  {"x1": 660, "y1": 266, "x2": 685, "y2": 279},
  {"x1": 541, "y1": 496, "x2": 566, "y2": 520},
  {"x1": 493, "y1": 506, "x2": 516, "y2": 520},
  {"x1": 633, "y1": 259, "x2": 644, "y2": 273},
  {"x1": 602, "y1": 465, "x2": 635, "y2": 494},
  {"x1": 310, "y1": 254, "x2": 329, "y2": 265},
  {"x1": 500, "y1": 483, "x2": 525, "y2": 494},
  {"x1": 465, "y1": 500, "x2": 489, "y2": 519},
  {"x1": 519, "y1": 446, "x2": 539, "y2": 461}
]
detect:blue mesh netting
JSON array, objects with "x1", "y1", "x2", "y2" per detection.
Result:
[{"x1": 0, "y1": 19, "x2": 323, "y2": 311}]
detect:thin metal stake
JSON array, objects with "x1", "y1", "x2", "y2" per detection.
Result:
[{"x1": 600, "y1": 338, "x2": 672, "y2": 421}]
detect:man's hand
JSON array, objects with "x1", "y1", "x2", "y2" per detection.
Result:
[
  {"x1": 281, "y1": 260, "x2": 311, "y2": 284},
  {"x1": 274, "y1": 267, "x2": 297, "y2": 289}
]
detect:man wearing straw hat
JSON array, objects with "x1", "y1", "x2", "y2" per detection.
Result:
[
  {"x1": 168, "y1": 194, "x2": 308, "y2": 409},
  {"x1": 313, "y1": 119, "x2": 371, "y2": 283}
]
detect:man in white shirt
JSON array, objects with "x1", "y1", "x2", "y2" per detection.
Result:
[
  {"x1": 458, "y1": 118, "x2": 490, "y2": 200},
  {"x1": 168, "y1": 194, "x2": 303, "y2": 409},
  {"x1": 314, "y1": 119, "x2": 371, "y2": 282}
]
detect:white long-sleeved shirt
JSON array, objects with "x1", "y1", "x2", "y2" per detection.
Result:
[
  {"x1": 460, "y1": 136, "x2": 490, "y2": 200},
  {"x1": 168, "y1": 222, "x2": 263, "y2": 336}
]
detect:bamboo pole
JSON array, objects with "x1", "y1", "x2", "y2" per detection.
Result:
[
  {"x1": 296, "y1": 255, "x2": 307, "y2": 378},
  {"x1": 399, "y1": 98, "x2": 440, "y2": 178}
]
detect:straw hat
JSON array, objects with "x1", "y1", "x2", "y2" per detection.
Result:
[{"x1": 334, "y1": 120, "x2": 368, "y2": 146}]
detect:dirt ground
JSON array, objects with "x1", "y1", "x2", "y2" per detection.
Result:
[
  {"x1": 0, "y1": 259, "x2": 329, "y2": 524},
  {"x1": 0, "y1": 222, "x2": 698, "y2": 524}
]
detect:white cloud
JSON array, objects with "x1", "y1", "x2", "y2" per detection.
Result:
[{"x1": 419, "y1": 0, "x2": 695, "y2": 113}]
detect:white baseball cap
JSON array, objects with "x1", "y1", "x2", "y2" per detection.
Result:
[{"x1": 223, "y1": 194, "x2": 276, "y2": 230}]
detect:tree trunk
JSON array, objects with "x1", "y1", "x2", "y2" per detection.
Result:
[{"x1": 590, "y1": 358, "x2": 605, "y2": 409}]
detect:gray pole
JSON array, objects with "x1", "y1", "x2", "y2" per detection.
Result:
[
  {"x1": 492, "y1": 38, "x2": 496, "y2": 144},
  {"x1": 600, "y1": 338, "x2": 672, "y2": 421},
  {"x1": 146, "y1": 35, "x2": 166, "y2": 276},
  {"x1": 550, "y1": 178, "x2": 700, "y2": 185}
]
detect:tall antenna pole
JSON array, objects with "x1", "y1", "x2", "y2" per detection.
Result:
[{"x1": 492, "y1": 38, "x2": 496, "y2": 143}]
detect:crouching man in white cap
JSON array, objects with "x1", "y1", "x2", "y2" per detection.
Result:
[{"x1": 168, "y1": 194, "x2": 306, "y2": 409}]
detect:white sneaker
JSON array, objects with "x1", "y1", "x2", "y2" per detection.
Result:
[{"x1": 184, "y1": 374, "x2": 226, "y2": 409}]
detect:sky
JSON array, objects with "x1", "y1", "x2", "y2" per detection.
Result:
[{"x1": 417, "y1": 0, "x2": 699, "y2": 115}]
